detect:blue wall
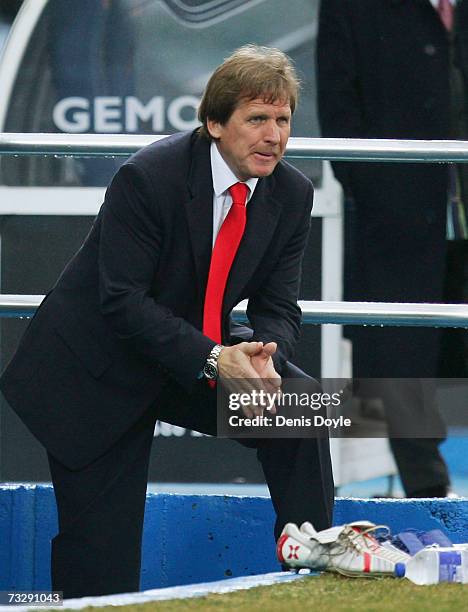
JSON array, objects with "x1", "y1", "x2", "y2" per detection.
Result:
[{"x1": 1, "y1": 485, "x2": 468, "y2": 592}]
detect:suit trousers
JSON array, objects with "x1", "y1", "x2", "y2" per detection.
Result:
[
  {"x1": 48, "y1": 362, "x2": 334, "y2": 598},
  {"x1": 356, "y1": 379, "x2": 450, "y2": 495}
]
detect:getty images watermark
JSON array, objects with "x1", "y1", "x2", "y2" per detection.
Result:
[
  {"x1": 227, "y1": 388, "x2": 349, "y2": 428},
  {"x1": 216, "y1": 378, "x2": 468, "y2": 438},
  {"x1": 217, "y1": 378, "x2": 351, "y2": 438}
]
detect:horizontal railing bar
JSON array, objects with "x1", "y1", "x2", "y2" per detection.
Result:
[
  {"x1": 296, "y1": 301, "x2": 468, "y2": 328},
  {"x1": 1, "y1": 133, "x2": 468, "y2": 162},
  {"x1": 1, "y1": 295, "x2": 467, "y2": 327},
  {"x1": 0, "y1": 133, "x2": 163, "y2": 157}
]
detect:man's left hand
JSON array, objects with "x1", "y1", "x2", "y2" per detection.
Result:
[{"x1": 250, "y1": 341, "x2": 281, "y2": 414}]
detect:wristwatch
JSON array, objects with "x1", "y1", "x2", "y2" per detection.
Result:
[{"x1": 203, "y1": 344, "x2": 225, "y2": 380}]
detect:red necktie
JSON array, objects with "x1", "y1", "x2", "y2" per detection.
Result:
[
  {"x1": 438, "y1": 0, "x2": 454, "y2": 32},
  {"x1": 203, "y1": 182, "x2": 249, "y2": 343}
]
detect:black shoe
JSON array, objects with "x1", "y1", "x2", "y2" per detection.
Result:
[{"x1": 407, "y1": 485, "x2": 448, "y2": 498}]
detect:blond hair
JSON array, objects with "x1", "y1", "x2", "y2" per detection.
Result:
[{"x1": 198, "y1": 45, "x2": 300, "y2": 138}]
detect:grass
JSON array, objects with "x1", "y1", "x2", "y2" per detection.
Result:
[{"x1": 71, "y1": 573, "x2": 467, "y2": 612}]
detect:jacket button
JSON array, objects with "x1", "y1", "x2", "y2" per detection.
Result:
[{"x1": 424, "y1": 44, "x2": 437, "y2": 56}]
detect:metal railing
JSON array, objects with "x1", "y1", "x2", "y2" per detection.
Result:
[
  {"x1": 1, "y1": 133, "x2": 468, "y2": 162},
  {"x1": 0, "y1": 133, "x2": 467, "y2": 329},
  {"x1": 0, "y1": 295, "x2": 466, "y2": 328}
]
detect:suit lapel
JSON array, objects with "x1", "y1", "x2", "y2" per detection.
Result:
[
  {"x1": 185, "y1": 133, "x2": 283, "y2": 318},
  {"x1": 222, "y1": 174, "x2": 282, "y2": 317},
  {"x1": 185, "y1": 133, "x2": 213, "y2": 291}
]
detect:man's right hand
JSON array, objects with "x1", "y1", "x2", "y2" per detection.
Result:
[{"x1": 217, "y1": 342, "x2": 274, "y2": 418}]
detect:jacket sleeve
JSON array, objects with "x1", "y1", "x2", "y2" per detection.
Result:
[
  {"x1": 247, "y1": 182, "x2": 313, "y2": 373},
  {"x1": 98, "y1": 161, "x2": 215, "y2": 389},
  {"x1": 316, "y1": 0, "x2": 362, "y2": 193}
]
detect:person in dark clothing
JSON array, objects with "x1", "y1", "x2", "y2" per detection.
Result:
[
  {"x1": 317, "y1": 0, "x2": 468, "y2": 497},
  {"x1": 0, "y1": 45, "x2": 334, "y2": 598}
]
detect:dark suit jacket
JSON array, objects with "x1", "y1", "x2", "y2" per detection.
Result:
[
  {"x1": 317, "y1": 0, "x2": 468, "y2": 377},
  {"x1": 0, "y1": 130, "x2": 313, "y2": 469}
]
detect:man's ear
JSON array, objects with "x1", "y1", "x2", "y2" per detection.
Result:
[{"x1": 207, "y1": 119, "x2": 222, "y2": 140}]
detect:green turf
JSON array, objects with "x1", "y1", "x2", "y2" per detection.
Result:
[{"x1": 72, "y1": 574, "x2": 468, "y2": 612}]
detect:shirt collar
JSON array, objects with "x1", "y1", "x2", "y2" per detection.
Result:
[
  {"x1": 429, "y1": 0, "x2": 456, "y2": 8},
  {"x1": 210, "y1": 141, "x2": 258, "y2": 200}
]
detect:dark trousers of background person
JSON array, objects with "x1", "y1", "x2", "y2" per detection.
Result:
[
  {"x1": 48, "y1": 362, "x2": 334, "y2": 599},
  {"x1": 343, "y1": 199, "x2": 450, "y2": 498},
  {"x1": 357, "y1": 379, "x2": 450, "y2": 496},
  {"x1": 439, "y1": 239, "x2": 468, "y2": 378}
]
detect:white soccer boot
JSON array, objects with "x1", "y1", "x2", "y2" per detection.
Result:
[
  {"x1": 277, "y1": 522, "x2": 329, "y2": 571},
  {"x1": 278, "y1": 521, "x2": 410, "y2": 575},
  {"x1": 299, "y1": 520, "x2": 411, "y2": 577}
]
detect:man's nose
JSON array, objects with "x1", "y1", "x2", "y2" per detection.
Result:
[{"x1": 262, "y1": 121, "x2": 280, "y2": 143}]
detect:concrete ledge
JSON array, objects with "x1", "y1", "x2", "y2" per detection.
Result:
[
  {"x1": 0, "y1": 572, "x2": 308, "y2": 612},
  {"x1": 1, "y1": 485, "x2": 467, "y2": 591}
]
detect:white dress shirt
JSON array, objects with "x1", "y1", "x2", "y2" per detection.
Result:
[
  {"x1": 210, "y1": 142, "x2": 258, "y2": 247},
  {"x1": 429, "y1": 0, "x2": 456, "y2": 9}
]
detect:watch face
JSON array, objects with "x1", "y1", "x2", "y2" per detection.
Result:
[{"x1": 204, "y1": 363, "x2": 218, "y2": 380}]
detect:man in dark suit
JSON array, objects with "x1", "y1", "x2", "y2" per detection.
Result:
[
  {"x1": 317, "y1": 0, "x2": 468, "y2": 496},
  {"x1": 0, "y1": 45, "x2": 334, "y2": 598}
]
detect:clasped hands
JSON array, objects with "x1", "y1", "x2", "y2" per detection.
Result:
[{"x1": 217, "y1": 341, "x2": 281, "y2": 418}]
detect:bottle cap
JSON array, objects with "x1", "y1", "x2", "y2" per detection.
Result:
[{"x1": 394, "y1": 563, "x2": 406, "y2": 578}]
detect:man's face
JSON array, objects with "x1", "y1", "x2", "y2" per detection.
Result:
[{"x1": 207, "y1": 97, "x2": 291, "y2": 181}]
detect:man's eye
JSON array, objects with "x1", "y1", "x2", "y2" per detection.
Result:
[
  {"x1": 249, "y1": 116, "x2": 264, "y2": 123},
  {"x1": 278, "y1": 117, "x2": 290, "y2": 125}
]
